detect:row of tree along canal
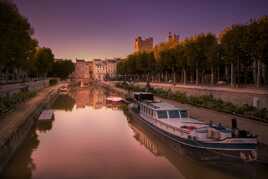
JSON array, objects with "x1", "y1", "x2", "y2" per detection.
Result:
[{"x1": 117, "y1": 16, "x2": 268, "y2": 88}]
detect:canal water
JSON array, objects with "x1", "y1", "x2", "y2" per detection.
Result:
[{"x1": 1, "y1": 86, "x2": 268, "y2": 179}]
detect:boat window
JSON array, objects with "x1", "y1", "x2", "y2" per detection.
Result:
[
  {"x1": 157, "y1": 111, "x2": 168, "y2": 119},
  {"x1": 168, "y1": 110, "x2": 181, "y2": 118},
  {"x1": 180, "y1": 110, "x2": 188, "y2": 118}
]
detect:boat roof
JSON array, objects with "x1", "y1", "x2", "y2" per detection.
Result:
[
  {"x1": 133, "y1": 92, "x2": 153, "y2": 95},
  {"x1": 141, "y1": 101, "x2": 186, "y2": 111}
]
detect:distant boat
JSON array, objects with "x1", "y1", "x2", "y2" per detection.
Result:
[
  {"x1": 128, "y1": 92, "x2": 258, "y2": 161},
  {"x1": 38, "y1": 110, "x2": 54, "y2": 121},
  {"x1": 58, "y1": 85, "x2": 69, "y2": 94},
  {"x1": 106, "y1": 96, "x2": 123, "y2": 102}
]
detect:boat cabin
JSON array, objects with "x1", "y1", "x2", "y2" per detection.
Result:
[
  {"x1": 133, "y1": 92, "x2": 154, "y2": 102},
  {"x1": 139, "y1": 101, "x2": 188, "y2": 120}
]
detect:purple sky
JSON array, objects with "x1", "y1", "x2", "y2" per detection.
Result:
[{"x1": 14, "y1": 0, "x2": 268, "y2": 60}]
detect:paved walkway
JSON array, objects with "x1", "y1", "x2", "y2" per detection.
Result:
[
  {"x1": 102, "y1": 81, "x2": 268, "y2": 145},
  {"x1": 136, "y1": 82, "x2": 268, "y2": 95},
  {"x1": 0, "y1": 84, "x2": 62, "y2": 147}
]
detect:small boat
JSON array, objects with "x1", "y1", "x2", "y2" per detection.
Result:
[
  {"x1": 106, "y1": 96, "x2": 123, "y2": 102},
  {"x1": 58, "y1": 85, "x2": 69, "y2": 94},
  {"x1": 128, "y1": 92, "x2": 258, "y2": 161},
  {"x1": 38, "y1": 110, "x2": 54, "y2": 121}
]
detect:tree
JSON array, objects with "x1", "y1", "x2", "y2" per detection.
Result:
[
  {"x1": 220, "y1": 25, "x2": 247, "y2": 87},
  {"x1": 247, "y1": 16, "x2": 268, "y2": 87},
  {"x1": 49, "y1": 60, "x2": 75, "y2": 79},
  {"x1": 0, "y1": 0, "x2": 37, "y2": 78},
  {"x1": 33, "y1": 47, "x2": 54, "y2": 77}
]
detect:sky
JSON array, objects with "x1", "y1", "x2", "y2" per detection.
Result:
[{"x1": 14, "y1": 0, "x2": 268, "y2": 60}]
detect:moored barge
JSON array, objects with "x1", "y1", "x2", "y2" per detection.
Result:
[{"x1": 128, "y1": 92, "x2": 258, "y2": 161}]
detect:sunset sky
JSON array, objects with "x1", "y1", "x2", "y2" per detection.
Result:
[{"x1": 14, "y1": 0, "x2": 268, "y2": 60}]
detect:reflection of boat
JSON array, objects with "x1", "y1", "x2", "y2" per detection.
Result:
[
  {"x1": 38, "y1": 110, "x2": 54, "y2": 121},
  {"x1": 128, "y1": 92, "x2": 258, "y2": 161},
  {"x1": 58, "y1": 85, "x2": 69, "y2": 94},
  {"x1": 127, "y1": 117, "x2": 258, "y2": 179},
  {"x1": 106, "y1": 96, "x2": 123, "y2": 102}
]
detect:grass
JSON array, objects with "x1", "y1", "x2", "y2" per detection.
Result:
[{"x1": 116, "y1": 82, "x2": 268, "y2": 122}]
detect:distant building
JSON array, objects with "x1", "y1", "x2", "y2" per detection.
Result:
[
  {"x1": 93, "y1": 59, "x2": 118, "y2": 81},
  {"x1": 105, "y1": 59, "x2": 117, "y2": 79},
  {"x1": 71, "y1": 58, "x2": 118, "y2": 82},
  {"x1": 93, "y1": 59, "x2": 106, "y2": 81},
  {"x1": 87, "y1": 61, "x2": 94, "y2": 80},
  {"x1": 134, "y1": 36, "x2": 153, "y2": 52},
  {"x1": 71, "y1": 59, "x2": 90, "y2": 86}
]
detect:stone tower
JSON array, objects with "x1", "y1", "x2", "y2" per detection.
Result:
[{"x1": 134, "y1": 36, "x2": 153, "y2": 52}]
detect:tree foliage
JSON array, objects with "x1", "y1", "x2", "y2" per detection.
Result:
[
  {"x1": 117, "y1": 16, "x2": 268, "y2": 87},
  {"x1": 0, "y1": 0, "x2": 37, "y2": 72},
  {"x1": 32, "y1": 47, "x2": 54, "y2": 76},
  {"x1": 49, "y1": 60, "x2": 75, "y2": 79}
]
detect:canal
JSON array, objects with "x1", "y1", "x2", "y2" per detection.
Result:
[{"x1": 1, "y1": 86, "x2": 268, "y2": 179}]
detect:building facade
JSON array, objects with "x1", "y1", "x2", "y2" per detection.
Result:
[
  {"x1": 93, "y1": 59, "x2": 118, "y2": 81},
  {"x1": 134, "y1": 36, "x2": 153, "y2": 52},
  {"x1": 71, "y1": 59, "x2": 90, "y2": 86},
  {"x1": 105, "y1": 59, "x2": 117, "y2": 79},
  {"x1": 93, "y1": 59, "x2": 106, "y2": 81},
  {"x1": 72, "y1": 58, "x2": 118, "y2": 82}
]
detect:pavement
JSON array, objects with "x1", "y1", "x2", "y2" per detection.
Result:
[
  {"x1": 0, "y1": 84, "x2": 62, "y2": 147},
  {"x1": 136, "y1": 82, "x2": 268, "y2": 95}
]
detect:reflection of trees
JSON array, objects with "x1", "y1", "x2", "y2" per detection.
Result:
[
  {"x1": 52, "y1": 94, "x2": 75, "y2": 111},
  {"x1": 127, "y1": 117, "x2": 257, "y2": 179},
  {"x1": 36, "y1": 120, "x2": 54, "y2": 133},
  {"x1": 1, "y1": 130, "x2": 40, "y2": 179}
]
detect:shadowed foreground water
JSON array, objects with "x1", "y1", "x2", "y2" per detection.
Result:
[{"x1": 1, "y1": 86, "x2": 268, "y2": 179}]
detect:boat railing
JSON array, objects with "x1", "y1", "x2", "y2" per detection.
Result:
[{"x1": 149, "y1": 118, "x2": 189, "y2": 136}]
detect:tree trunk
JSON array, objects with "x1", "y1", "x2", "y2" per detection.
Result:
[
  {"x1": 183, "y1": 69, "x2": 186, "y2": 84},
  {"x1": 225, "y1": 64, "x2": 228, "y2": 82},
  {"x1": 256, "y1": 59, "x2": 261, "y2": 88},
  {"x1": 173, "y1": 72, "x2": 176, "y2": 83},
  {"x1": 195, "y1": 67, "x2": 199, "y2": 85},
  {"x1": 181, "y1": 70, "x2": 184, "y2": 83},
  {"x1": 253, "y1": 59, "x2": 257, "y2": 85},
  {"x1": 165, "y1": 72, "x2": 168, "y2": 82},
  {"x1": 231, "y1": 63, "x2": 234, "y2": 87},
  {"x1": 211, "y1": 66, "x2": 214, "y2": 85}
]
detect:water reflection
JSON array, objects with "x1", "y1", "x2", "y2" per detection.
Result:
[
  {"x1": 1, "y1": 86, "x2": 268, "y2": 179},
  {"x1": 51, "y1": 94, "x2": 75, "y2": 111},
  {"x1": 1, "y1": 130, "x2": 39, "y2": 179},
  {"x1": 126, "y1": 114, "x2": 268, "y2": 179},
  {"x1": 36, "y1": 118, "x2": 54, "y2": 133}
]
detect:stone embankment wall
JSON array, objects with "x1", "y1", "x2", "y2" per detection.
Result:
[
  {"x1": 135, "y1": 82, "x2": 268, "y2": 109},
  {"x1": 0, "y1": 87, "x2": 59, "y2": 173},
  {"x1": 0, "y1": 80, "x2": 49, "y2": 96}
]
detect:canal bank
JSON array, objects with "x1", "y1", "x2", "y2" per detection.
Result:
[
  {"x1": 101, "y1": 81, "x2": 268, "y2": 147},
  {"x1": 0, "y1": 84, "x2": 62, "y2": 173}
]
